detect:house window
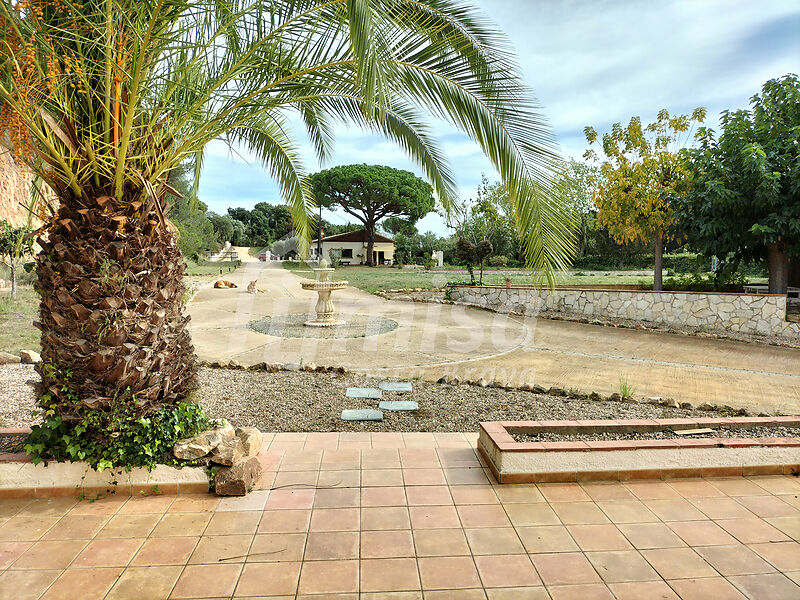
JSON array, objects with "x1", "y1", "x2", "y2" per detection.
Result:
[{"x1": 342, "y1": 249, "x2": 353, "y2": 258}]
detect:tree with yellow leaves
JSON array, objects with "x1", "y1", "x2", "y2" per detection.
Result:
[{"x1": 584, "y1": 108, "x2": 705, "y2": 290}]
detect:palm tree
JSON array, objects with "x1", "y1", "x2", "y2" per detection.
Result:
[{"x1": 0, "y1": 0, "x2": 575, "y2": 436}]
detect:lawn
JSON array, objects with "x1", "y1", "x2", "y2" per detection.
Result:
[
  {"x1": 184, "y1": 259, "x2": 241, "y2": 277},
  {"x1": 0, "y1": 287, "x2": 41, "y2": 354},
  {"x1": 282, "y1": 261, "x2": 656, "y2": 293}
]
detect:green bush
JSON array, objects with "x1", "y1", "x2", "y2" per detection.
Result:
[
  {"x1": 25, "y1": 385, "x2": 215, "y2": 471},
  {"x1": 488, "y1": 255, "x2": 508, "y2": 267},
  {"x1": 662, "y1": 269, "x2": 748, "y2": 293}
]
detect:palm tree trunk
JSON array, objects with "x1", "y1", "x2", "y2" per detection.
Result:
[
  {"x1": 10, "y1": 262, "x2": 17, "y2": 301},
  {"x1": 35, "y1": 188, "x2": 197, "y2": 424}
]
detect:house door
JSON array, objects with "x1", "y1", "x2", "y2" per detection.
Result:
[{"x1": 377, "y1": 251, "x2": 385, "y2": 264}]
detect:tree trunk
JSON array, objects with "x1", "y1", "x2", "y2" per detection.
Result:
[
  {"x1": 35, "y1": 188, "x2": 197, "y2": 427},
  {"x1": 653, "y1": 232, "x2": 664, "y2": 291},
  {"x1": 789, "y1": 256, "x2": 800, "y2": 289},
  {"x1": 10, "y1": 262, "x2": 17, "y2": 301},
  {"x1": 479, "y1": 260, "x2": 484, "y2": 284},
  {"x1": 365, "y1": 226, "x2": 376, "y2": 266},
  {"x1": 767, "y1": 243, "x2": 790, "y2": 294}
]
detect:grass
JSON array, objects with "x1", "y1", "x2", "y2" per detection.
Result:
[
  {"x1": 184, "y1": 260, "x2": 241, "y2": 277},
  {"x1": 0, "y1": 287, "x2": 41, "y2": 354},
  {"x1": 282, "y1": 261, "x2": 655, "y2": 293}
]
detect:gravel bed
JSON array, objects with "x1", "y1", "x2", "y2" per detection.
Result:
[
  {"x1": 512, "y1": 426, "x2": 800, "y2": 443},
  {"x1": 0, "y1": 365, "x2": 780, "y2": 435}
]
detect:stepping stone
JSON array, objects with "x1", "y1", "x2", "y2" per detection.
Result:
[
  {"x1": 341, "y1": 409, "x2": 383, "y2": 421},
  {"x1": 378, "y1": 381, "x2": 413, "y2": 393},
  {"x1": 379, "y1": 400, "x2": 419, "y2": 412},
  {"x1": 346, "y1": 387, "x2": 382, "y2": 399}
]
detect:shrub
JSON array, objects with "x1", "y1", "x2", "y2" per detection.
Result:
[{"x1": 488, "y1": 255, "x2": 508, "y2": 267}]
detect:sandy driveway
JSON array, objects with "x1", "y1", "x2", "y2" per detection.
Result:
[{"x1": 187, "y1": 262, "x2": 800, "y2": 414}]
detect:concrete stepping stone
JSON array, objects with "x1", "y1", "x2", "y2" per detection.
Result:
[
  {"x1": 341, "y1": 409, "x2": 383, "y2": 421},
  {"x1": 379, "y1": 400, "x2": 419, "y2": 412},
  {"x1": 378, "y1": 381, "x2": 413, "y2": 393},
  {"x1": 346, "y1": 387, "x2": 382, "y2": 399}
]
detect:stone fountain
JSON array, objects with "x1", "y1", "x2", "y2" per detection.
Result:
[{"x1": 301, "y1": 260, "x2": 348, "y2": 327}]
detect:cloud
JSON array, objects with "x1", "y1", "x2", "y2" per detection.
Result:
[{"x1": 199, "y1": 0, "x2": 800, "y2": 236}]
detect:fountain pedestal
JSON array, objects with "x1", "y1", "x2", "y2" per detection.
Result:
[{"x1": 301, "y1": 261, "x2": 348, "y2": 327}]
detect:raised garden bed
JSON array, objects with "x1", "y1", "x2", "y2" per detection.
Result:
[{"x1": 479, "y1": 417, "x2": 800, "y2": 483}]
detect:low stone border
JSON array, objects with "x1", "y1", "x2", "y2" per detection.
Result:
[{"x1": 478, "y1": 417, "x2": 800, "y2": 483}]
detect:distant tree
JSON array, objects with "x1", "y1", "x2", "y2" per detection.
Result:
[
  {"x1": 382, "y1": 216, "x2": 418, "y2": 237},
  {"x1": 209, "y1": 213, "x2": 234, "y2": 245},
  {"x1": 311, "y1": 165, "x2": 435, "y2": 266},
  {"x1": 0, "y1": 220, "x2": 34, "y2": 301},
  {"x1": 560, "y1": 159, "x2": 598, "y2": 257},
  {"x1": 585, "y1": 108, "x2": 706, "y2": 290},
  {"x1": 165, "y1": 163, "x2": 218, "y2": 260},
  {"x1": 454, "y1": 175, "x2": 504, "y2": 283},
  {"x1": 271, "y1": 236, "x2": 300, "y2": 260},
  {"x1": 677, "y1": 74, "x2": 800, "y2": 293}
]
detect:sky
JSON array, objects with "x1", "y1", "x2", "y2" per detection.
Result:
[{"x1": 197, "y1": 0, "x2": 800, "y2": 237}]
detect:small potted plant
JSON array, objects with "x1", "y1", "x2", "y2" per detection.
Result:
[{"x1": 505, "y1": 277, "x2": 512, "y2": 288}]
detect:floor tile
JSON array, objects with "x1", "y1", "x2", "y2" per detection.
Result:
[
  {"x1": 642, "y1": 498, "x2": 707, "y2": 521},
  {"x1": 304, "y1": 531, "x2": 358, "y2": 560},
  {"x1": 485, "y1": 587, "x2": 549, "y2": 599},
  {"x1": 596, "y1": 500, "x2": 657, "y2": 524},
  {"x1": 310, "y1": 507, "x2": 361, "y2": 531},
  {"x1": 718, "y1": 518, "x2": 790, "y2": 544},
  {"x1": 736, "y1": 495, "x2": 800, "y2": 518},
  {"x1": 538, "y1": 483, "x2": 592, "y2": 503},
  {"x1": 188, "y1": 534, "x2": 254, "y2": 564},
  {"x1": 418, "y1": 556, "x2": 482, "y2": 589},
  {"x1": 172, "y1": 563, "x2": 242, "y2": 598},
  {"x1": 450, "y1": 486, "x2": 500, "y2": 505},
  {"x1": 362, "y1": 506, "x2": 411, "y2": 530},
  {"x1": 667, "y1": 576, "x2": 748, "y2": 599},
  {"x1": 580, "y1": 483, "x2": 635, "y2": 502},
  {"x1": 504, "y1": 503, "x2": 560, "y2": 527},
  {"x1": 640, "y1": 547, "x2": 716, "y2": 579},
  {"x1": 105, "y1": 565, "x2": 181, "y2": 600},
  {"x1": 546, "y1": 583, "x2": 614, "y2": 600},
  {"x1": 516, "y1": 525, "x2": 579, "y2": 553},
  {"x1": 625, "y1": 481, "x2": 681, "y2": 500},
  {"x1": 297, "y1": 559, "x2": 359, "y2": 594},
  {"x1": 707, "y1": 478, "x2": 768, "y2": 497},
  {"x1": 40, "y1": 567, "x2": 122, "y2": 600},
  {"x1": 748, "y1": 476, "x2": 800, "y2": 496},
  {"x1": 131, "y1": 536, "x2": 197, "y2": 566},
  {"x1": 0, "y1": 569, "x2": 60, "y2": 600},
  {"x1": 360, "y1": 557, "x2": 421, "y2": 592},
  {"x1": 616, "y1": 522, "x2": 686, "y2": 549},
  {"x1": 362, "y1": 469, "x2": 404, "y2": 487},
  {"x1": 585, "y1": 550, "x2": 660, "y2": 583},
  {"x1": 313, "y1": 487, "x2": 360, "y2": 509},
  {"x1": 608, "y1": 580, "x2": 679, "y2": 600},
  {"x1": 265, "y1": 489, "x2": 315, "y2": 510},
  {"x1": 750, "y1": 541, "x2": 800, "y2": 572},
  {"x1": 567, "y1": 524, "x2": 632, "y2": 551},
  {"x1": 728, "y1": 572, "x2": 800, "y2": 600},
  {"x1": 403, "y1": 469, "x2": 447, "y2": 486},
  {"x1": 248, "y1": 532, "x2": 306, "y2": 562},
  {"x1": 465, "y1": 527, "x2": 525, "y2": 555},
  {"x1": 530, "y1": 552, "x2": 601, "y2": 585},
  {"x1": 413, "y1": 528, "x2": 470, "y2": 556},
  {"x1": 405, "y1": 486, "x2": 452, "y2": 506},
  {"x1": 696, "y1": 544, "x2": 776, "y2": 576},
  {"x1": 444, "y1": 468, "x2": 490, "y2": 485},
  {"x1": 551, "y1": 502, "x2": 609, "y2": 525},
  {"x1": 409, "y1": 505, "x2": 460, "y2": 529},
  {"x1": 150, "y1": 512, "x2": 211, "y2": 537},
  {"x1": 361, "y1": 530, "x2": 415, "y2": 558},
  {"x1": 234, "y1": 561, "x2": 301, "y2": 596},
  {"x1": 765, "y1": 515, "x2": 800, "y2": 541},
  {"x1": 42, "y1": 515, "x2": 110, "y2": 540},
  {"x1": 72, "y1": 538, "x2": 143, "y2": 568},
  {"x1": 96, "y1": 513, "x2": 161, "y2": 538},
  {"x1": 167, "y1": 494, "x2": 220, "y2": 513},
  {"x1": 690, "y1": 497, "x2": 755, "y2": 520},
  {"x1": 117, "y1": 494, "x2": 175, "y2": 514},
  {"x1": 18, "y1": 498, "x2": 78, "y2": 517},
  {"x1": 361, "y1": 487, "x2": 407, "y2": 507},
  {"x1": 0, "y1": 541, "x2": 31, "y2": 569},
  {"x1": 0, "y1": 516, "x2": 59, "y2": 541},
  {"x1": 666, "y1": 519, "x2": 738, "y2": 546},
  {"x1": 258, "y1": 509, "x2": 310, "y2": 533},
  {"x1": 667, "y1": 479, "x2": 725, "y2": 498},
  {"x1": 457, "y1": 504, "x2": 511, "y2": 528},
  {"x1": 475, "y1": 554, "x2": 541, "y2": 587},
  {"x1": 493, "y1": 485, "x2": 545, "y2": 504},
  {"x1": 216, "y1": 490, "x2": 270, "y2": 511},
  {"x1": 203, "y1": 510, "x2": 260, "y2": 536},
  {"x1": 10, "y1": 539, "x2": 86, "y2": 569}
]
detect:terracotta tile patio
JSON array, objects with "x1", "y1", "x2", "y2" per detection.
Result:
[{"x1": 0, "y1": 432, "x2": 799, "y2": 598}]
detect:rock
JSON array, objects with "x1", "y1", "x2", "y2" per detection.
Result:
[
  {"x1": 227, "y1": 360, "x2": 244, "y2": 370},
  {"x1": 337, "y1": 366, "x2": 347, "y2": 374},
  {"x1": 660, "y1": 398, "x2": 680, "y2": 409},
  {"x1": 378, "y1": 400, "x2": 419, "y2": 412},
  {"x1": 0, "y1": 352, "x2": 21, "y2": 365},
  {"x1": 531, "y1": 385, "x2": 547, "y2": 394},
  {"x1": 437, "y1": 376, "x2": 449, "y2": 384},
  {"x1": 608, "y1": 393, "x2": 622, "y2": 402},
  {"x1": 19, "y1": 350, "x2": 41, "y2": 364},
  {"x1": 378, "y1": 381, "x2": 413, "y2": 393},
  {"x1": 346, "y1": 387, "x2": 382, "y2": 399},
  {"x1": 211, "y1": 436, "x2": 244, "y2": 466},
  {"x1": 547, "y1": 387, "x2": 565, "y2": 396},
  {"x1": 236, "y1": 427, "x2": 263, "y2": 457},
  {"x1": 284, "y1": 362, "x2": 301, "y2": 371},
  {"x1": 519, "y1": 383, "x2": 533, "y2": 392},
  {"x1": 341, "y1": 409, "x2": 383, "y2": 421},
  {"x1": 680, "y1": 402, "x2": 693, "y2": 410},
  {"x1": 735, "y1": 408, "x2": 749, "y2": 416},
  {"x1": 304, "y1": 362, "x2": 316, "y2": 372},
  {"x1": 215, "y1": 456, "x2": 262, "y2": 496},
  {"x1": 589, "y1": 392, "x2": 602, "y2": 401},
  {"x1": 174, "y1": 422, "x2": 235, "y2": 461},
  {"x1": 646, "y1": 397, "x2": 663, "y2": 404},
  {"x1": 249, "y1": 362, "x2": 268, "y2": 371},
  {"x1": 477, "y1": 378, "x2": 489, "y2": 388},
  {"x1": 697, "y1": 402, "x2": 716, "y2": 411}
]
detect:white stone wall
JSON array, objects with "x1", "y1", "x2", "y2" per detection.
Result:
[{"x1": 448, "y1": 286, "x2": 800, "y2": 339}]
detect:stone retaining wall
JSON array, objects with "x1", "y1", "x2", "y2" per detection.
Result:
[{"x1": 447, "y1": 285, "x2": 800, "y2": 339}]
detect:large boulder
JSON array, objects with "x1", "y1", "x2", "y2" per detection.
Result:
[
  {"x1": 215, "y1": 456, "x2": 263, "y2": 496},
  {"x1": 211, "y1": 436, "x2": 244, "y2": 466},
  {"x1": 0, "y1": 352, "x2": 20, "y2": 365},
  {"x1": 236, "y1": 427, "x2": 263, "y2": 457},
  {"x1": 19, "y1": 350, "x2": 41, "y2": 364},
  {"x1": 173, "y1": 422, "x2": 235, "y2": 461}
]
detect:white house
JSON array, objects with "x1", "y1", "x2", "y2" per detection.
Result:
[{"x1": 310, "y1": 229, "x2": 395, "y2": 265}]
